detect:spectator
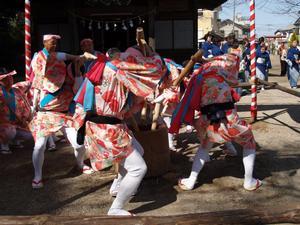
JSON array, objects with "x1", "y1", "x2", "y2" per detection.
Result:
[
  {"x1": 200, "y1": 32, "x2": 213, "y2": 58},
  {"x1": 286, "y1": 40, "x2": 300, "y2": 89},
  {"x1": 256, "y1": 45, "x2": 272, "y2": 90},
  {"x1": 242, "y1": 38, "x2": 251, "y2": 81},
  {"x1": 257, "y1": 36, "x2": 265, "y2": 53},
  {"x1": 278, "y1": 43, "x2": 287, "y2": 76},
  {"x1": 221, "y1": 33, "x2": 235, "y2": 54}
]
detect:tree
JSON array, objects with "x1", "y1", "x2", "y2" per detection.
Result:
[
  {"x1": 271, "y1": 0, "x2": 300, "y2": 18},
  {"x1": 0, "y1": 9, "x2": 25, "y2": 77},
  {"x1": 289, "y1": 32, "x2": 298, "y2": 47},
  {"x1": 223, "y1": 0, "x2": 300, "y2": 18}
]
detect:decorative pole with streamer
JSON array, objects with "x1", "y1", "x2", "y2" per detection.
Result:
[
  {"x1": 25, "y1": 0, "x2": 31, "y2": 80},
  {"x1": 249, "y1": 0, "x2": 257, "y2": 122}
]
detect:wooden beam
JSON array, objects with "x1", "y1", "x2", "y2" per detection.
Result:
[
  {"x1": 258, "y1": 79, "x2": 300, "y2": 98},
  {"x1": 1, "y1": 209, "x2": 299, "y2": 225},
  {"x1": 173, "y1": 49, "x2": 203, "y2": 86}
]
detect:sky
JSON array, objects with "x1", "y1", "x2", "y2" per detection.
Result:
[{"x1": 219, "y1": 0, "x2": 298, "y2": 37}]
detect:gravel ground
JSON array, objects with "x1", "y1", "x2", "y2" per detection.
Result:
[{"x1": 0, "y1": 55, "x2": 299, "y2": 217}]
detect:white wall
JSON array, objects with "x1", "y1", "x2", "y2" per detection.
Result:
[{"x1": 220, "y1": 24, "x2": 243, "y2": 39}]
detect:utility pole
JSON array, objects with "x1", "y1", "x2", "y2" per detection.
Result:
[{"x1": 232, "y1": 0, "x2": 236, "y2": 34}]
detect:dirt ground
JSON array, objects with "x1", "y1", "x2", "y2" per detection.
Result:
[{"x1": 0, "y1": 55, "x2": 299, "y2": 217}]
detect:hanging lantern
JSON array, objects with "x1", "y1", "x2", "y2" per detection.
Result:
[
  {"x1": 122, "y1": 21, "x2": 127, "y2": 30},
  {"x1": 105, "y1": 23, "x2": 109, "y2": 31},
  {"x1": 113, "y1": 23, "x2": 117, "y2": 31},
  {"x1": 142, "y1": 19, "x2": 146, "y2": 24},
  {"x1": 88, "y1": 20, "x2": 93, "y2": 30},
  {"x1": 97, "y1": 21, "x2": 101, "y2": 30},
  {"x1": 129, "y1": 19, "x2": 134, "y2": 28}
]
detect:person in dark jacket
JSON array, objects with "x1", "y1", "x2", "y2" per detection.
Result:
[
  {"x1": 256, "y1": 45, "x2": 272, "y2": 90},
  {"x1": 286, "y1": 40, "x2": 300, "y2": 89}
]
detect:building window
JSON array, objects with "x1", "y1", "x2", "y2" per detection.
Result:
[
  {"x1": 154, "y1": 21, "x2": 173, "y2": 49},
  {"x1": 174, "y1": 20, "x2": 193, "y2": 49},
  {"x1": 155, "y1": 20, "x2": 194, "y2": 50}
]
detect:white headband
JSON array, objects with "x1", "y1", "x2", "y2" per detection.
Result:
[{"x1": 43, "y1": 34, "x2": 61, "y2": 41}]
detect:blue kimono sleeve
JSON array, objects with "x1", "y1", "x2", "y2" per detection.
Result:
[
  {"x1": 287, "y1": 48, "x2": 296, "y2": 62},
  {"x1": 221, "y1": 43, "x2": 229, "y2": 54},
  {"x1": 212, "y1": 44, "x2": 223, "y2": 56},
  {"x1": 202, "y1": 42, "x2": 212, "y2": 58},
  {"x1": 266, "y1": 54, "x2": 272, "y2": 69}
]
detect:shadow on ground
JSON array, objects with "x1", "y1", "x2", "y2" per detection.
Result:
[{"x1": 0, "y1": 106, "x2": 299, "y2": 216}]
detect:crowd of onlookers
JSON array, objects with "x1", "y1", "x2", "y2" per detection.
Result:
[
  {"x1": 199, "y1": 32, "x2": 300, "y2": 89},
  {"x1": 278, "y1": 40, "x2": 300, "y2": 89}
]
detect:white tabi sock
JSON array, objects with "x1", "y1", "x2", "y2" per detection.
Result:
[
  {"x1": 109, "y1": 148, "x2": 147, "y2": 215},
  {"x1": 74, "y1": 146, "x2": 85, "y2": 169},
  {"x1": 180, "y1": 149, "x2": 209, "y2": 190}
]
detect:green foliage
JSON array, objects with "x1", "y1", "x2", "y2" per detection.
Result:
[
  {"x1": 7, "y1": 12, "x2": 24, "y2": 42},
  {"x1": 0, "y1": 10, "x2": 25, "y2": 76},
  {"x1": 289, "y1": 32, "x2": 298, "y2": 47}
]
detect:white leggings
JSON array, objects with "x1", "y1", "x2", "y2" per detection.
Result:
[
  {"x1": 163, "y1": 116, "x2": 174, "y2": 149},
  {"x1": 109, "y1": 137, "x2": 147, "y2": 211},
  {"x1": 32, "y1": 127, "x2": 85, "y2": 181},
  {"x1": 189, "y1": 141, "x2": 256, "y2": 185}
]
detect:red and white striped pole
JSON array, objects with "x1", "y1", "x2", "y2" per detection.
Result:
[
  {"x1": 25, "y1": 0, "x2": 31, "y2": 81},
  {"x1": 249, "y1": 0, "x2": 257, "y2": 122}
]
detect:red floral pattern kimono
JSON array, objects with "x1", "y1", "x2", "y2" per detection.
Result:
[
  {"x1": 0, "y1": 81, "x2": 32, "y2": 143},
  {"x1": 73, "y1": 53, "x2": 165, "y2": 171},
  {"x1": 30, "y1": 50, "x2": 76, "y2": 140},
  {"x1": 157, "y1": 59, "x2": 182, "y2": 116},
  {"x1": 170, "y1": 54, "x2": 256, "y2": 149}
]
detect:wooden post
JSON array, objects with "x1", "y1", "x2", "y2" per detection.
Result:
[
  {"x1": 173, "y1": 50, "x2": 203, "y2": 86},
  {"x1": 113, "y1": 162, "x2": 119, "y2": 177},
  {"x1": 136, "y1": 27, "x2": 147, "y2": 56},
  {"x1": 1, "y1": 209, "x2": 299, "y2": 224},
  {"x1": 127, "y1": 114, "x2": 140, "y2": 132},
  {"x1": 140, "y1": 102, "x2": 148, "y2": 122},
  {"x1": 136, "y1": 27, "x2": 148, "y2": 124},
  {"x1": 151, "y1": 102, "x2": 161, "y2": 130},
  {"x1": 136, "y1": 27, "x2": 160, "y2": 129},
  {"x1": 258, "y1": 79, "x2": 300, "y2": 98}
]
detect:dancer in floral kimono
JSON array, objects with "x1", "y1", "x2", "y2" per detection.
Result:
[
  {"x1": 73, "y1": 48, "x2": 165, "y2": 216},
  {"x1": 170, "y1": 54, "x2": 262, "y2": 191},
  {"x1": 0, "y1": 68, "x2": 32, "y2": 154},
  {"x1": 152, "y1": 58, "x2": 182, "y2": 151},
  {"x1": 30, "y1": 34, "x2": 94, "y2": 189}
]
